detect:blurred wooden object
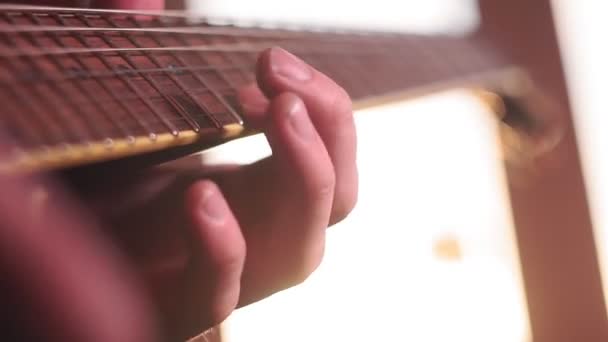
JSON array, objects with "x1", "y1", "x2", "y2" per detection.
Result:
[{"x1": 479, "y1": 0, "x2": 608, "y2": 341}]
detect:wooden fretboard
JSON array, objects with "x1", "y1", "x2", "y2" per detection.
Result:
[{"x1": 0, "y1": 5, "x2": 522, "y2": 173}]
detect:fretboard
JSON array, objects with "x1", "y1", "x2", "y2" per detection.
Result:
[{"x1": 0, "y1": 5, "x2": 520, "y2": 173}]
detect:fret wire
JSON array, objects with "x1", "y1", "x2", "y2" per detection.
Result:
[
  {"x1": 99, "y1": 29, "x2": 192, "y2": 136},
  {"x1": 0, "y1": 32, "x2": 45, "y2": 147},
  {"x1": 162, "y1": 34, "x2": 222, "y2": 129},
  {"x1": 28, "y1": 12, "x2": 126, "y2": 143},
  {"x1": 0, "y1": 42, "x2": 270, "y2": 58},
  {"x1": 0, "y1": 34, "x2": 429, "y2": 58},
  {"x1": 77, "y1": 13, "x2": 174, "y2": 138},
  {"x1": 141, "y1": 17, "x2": 244, "y2": 128},
  {"x1": 105, "y1": 15, "x2": 199, "y2": 132},
  {"x1": 0, "y1": 46, "x2": 492, "y2": 117},
  {"x1": 157, "y1": 18, "x2": 242, "y2": 127},
  {"x1": 54, "y1": 15, "x2": 155, "y2": 143},
  {"x1": 0, "y1": 39, "x2": 393, "y2": 58},
  {"x1": 211, "y1": 35, "x2": 261, "y2": 121},
  {"x1": 0, "y1": 88, "x2": 25, "y2": 145},
  {"x1": 0, "y1": 83, "x2": 44, "y2": 147},
  {"x1": 0, "y1": 33, "x2": 408, "y2": 57},
  {"x1": 0, "y1": 14, "x2": 85, "y2": 144},
  {"x1": 5, "y1": 81, "x2": 247, "y2": 138},
  {"x1": 37, "y1": 111, "x2": 231, "y2": 132},
  {"x1": 87, "y1": 15, "x2": 181, "y2": 136},
  {"x1": 0, "y1": 25, "x2": 380, "y2": 40},
  {"x1": 82, "y1": 62, "x2": 252, "y2": 81},
  {"x1": 7, "y1": 13, "x2": 110, "y2": 144},
  {"x1": 0, "y1": 22, "x2": 418, "y2": 48},
  {"x1": 0, "y1": 8, "x2": 508, "y2": 142},
  {"x1": 0, "y1": 35, "x2": 494, "y2": 94},
  {"x1": 2, "y1": 55, "x2": 82, "y2": 144},
  {"x1": 194, "y1": 48, "x2": 238, "y2": 92},
  {"x1": 47, "y1": 12, "x2": 136, "y2": 141},
  {"x1": 79, "y1": 51, "x2": 159, "y2": 139},
  {"x1": 21, "y1": 85, "x2": 239, "y2": 108},
  {"x1": 123, "y1": 15, "x2": 212, "y2": 132},
  {"x1": 0, "y1": 25, "x2": 286, "y2": 37},
  {"x1": 208, "y1": 35, "x2": 255, "y2": 86},
  {"x1": 302, "y1": 51, "x2": 366, "y2": 98},
  {"x1": 0, "y1": 66, "x2": 61, "y2": 145},
  {"x1": 1, "y1": 70, "x2": 246, "y2": 111}
]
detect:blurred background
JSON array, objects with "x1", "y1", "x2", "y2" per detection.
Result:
[{"x1": 166, "y1": 0, "x2": 608, "y2": 341}]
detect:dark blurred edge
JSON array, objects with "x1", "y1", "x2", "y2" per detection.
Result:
[{"x1": 478, "y1": 1, "x2": 608, "y2": 341}]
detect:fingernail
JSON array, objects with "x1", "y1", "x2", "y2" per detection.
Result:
[
  {"x1": 286, "y1": 95, "x2": 314, "y2": 140},
  {"x1": 200, "y1": 186, "x2": 226, "y2": 225},
  {"x1": 269, "y1": 47, "x2": 312, "y2": 82}
]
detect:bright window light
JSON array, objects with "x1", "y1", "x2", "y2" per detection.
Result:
[
  {"x1": 552, "y1": 0, "x2": 608, "y2": 310},
  {"x1": 220, "y1": 89, "x2": 531, "y2": 342},
  {"x1": 187, "y1": 0, "x2": 479, "y2": 34}
]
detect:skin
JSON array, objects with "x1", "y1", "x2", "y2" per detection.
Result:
[{"x1": 0, "y1": 1, "x2": 358, "y2": 341}]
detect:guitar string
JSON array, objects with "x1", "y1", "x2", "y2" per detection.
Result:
[
  {"x1": 137, "y1": 15, "x2": 241, "y2": 128},
  {"x1": 159, "y1": 21, "x2": 251, "y2": 126},
  {"x1": 0, "y1": 5, "x2": 409, "y2": 38},
  {"x1": 0, "y1": 11, "x2": 264, "y2": 143},
  {"x1": 0, "y1": 43, "x2": 489, "y2": 83},
  {"x1": 0, "y1": 48, "x2": 493, "y2": 139},
  {"x1": 1, "y1": 14, "x2": 268, "y2": 140},
  {"x1": 0, "y1": 25, "x2": 348, "y2": 38},
  {"x1": 0, "y1": 21, "x2": 431, "y2": 57},
  {"x1": 0, "y1": 12, "x2": 479, "y2": 79},
  {"x1": 0, "y1": 56, "x2": 493, "y2": 100},
  {"x1": 0, "y1": 8, "x2": 501, "y2": 150},
  {"x1": 1, "y1": 13, "x2": 90, "y2": 144},
  {"x1": 86, "y1": 13, "x2": 180, "y2": 136},
  {"x1": 0, "y1": 41, "x2": 402, "y2": 58},
  {"x1": 26, "y1": 11, "x2": 124, "y2": 142},
  {"x1": 53, "y1": 12, "x2": 152, "y2": 139},
  {"x1": 0, "y1": 24, "x2": 413, "y2": 46},
  {"x1": 118, "y1": 14, "x2": 203, "y2": 132}
]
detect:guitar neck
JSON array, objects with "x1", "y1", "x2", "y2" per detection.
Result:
[{"x1": 0, "y1": 5, "x2": 523, "y2": 173}]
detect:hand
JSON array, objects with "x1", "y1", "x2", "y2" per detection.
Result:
[
  {"x1": 80, "y1": 46, "x2": 358, "y2": 340},
  {"x1": 0, "y1": 1, "x2": 358, "y2": 341}
]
